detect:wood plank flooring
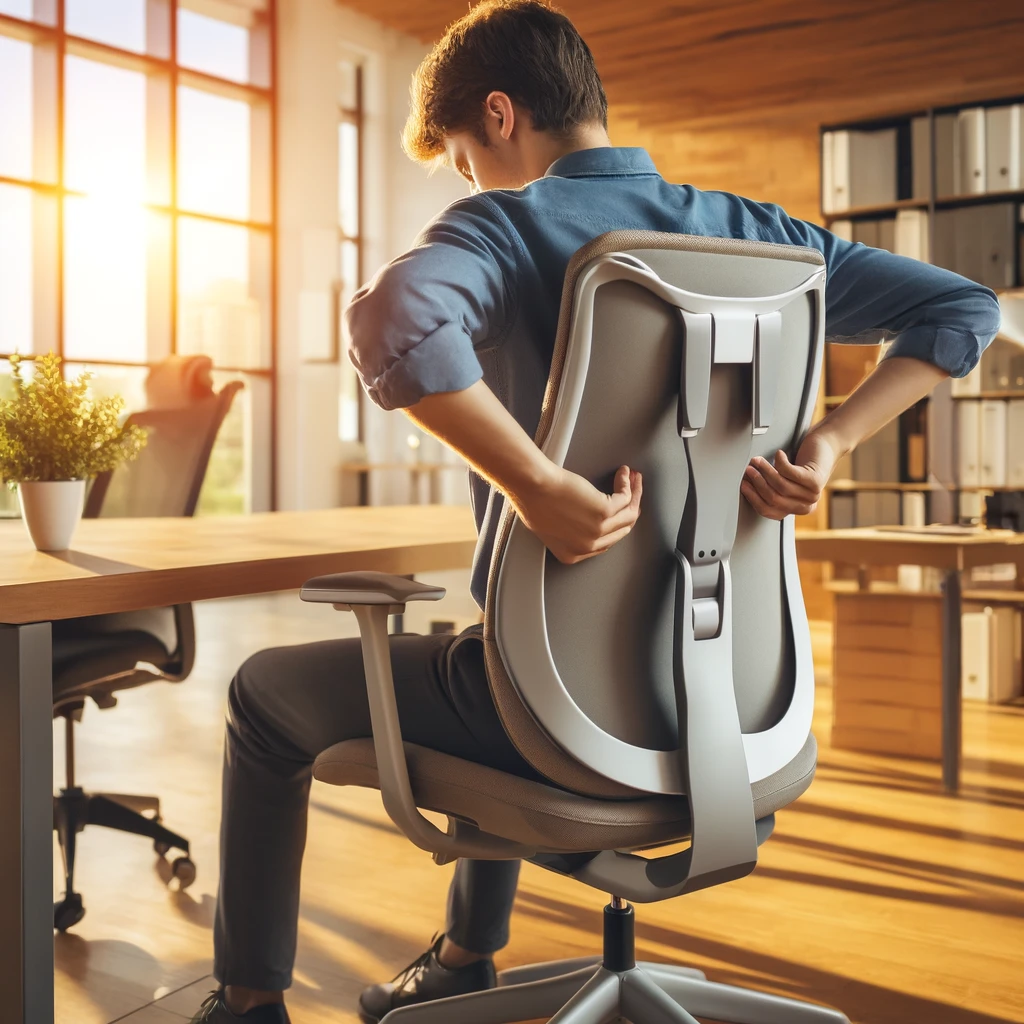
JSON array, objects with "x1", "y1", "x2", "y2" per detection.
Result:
[{"x1": 53, "y1": 594, "x2": 1024, "y2": 1024}]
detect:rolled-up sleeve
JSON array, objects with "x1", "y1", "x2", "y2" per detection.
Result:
[
  {"x1": 345, "y1": 196, "x2": 516, "y2": 410},
  {"x1": 750, "y1": 203, "x2": 1002, "y2": 378}
]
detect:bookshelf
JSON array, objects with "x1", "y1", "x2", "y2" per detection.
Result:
[{"x1": 819, "y1": 94, "x2": 1024, "y2": 532}]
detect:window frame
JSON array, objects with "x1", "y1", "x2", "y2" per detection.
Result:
[
  {"x1": 0, "y1": 0, "x2": 278, "y2": 503},
  {"x1": 335, "y1": 60, "x2": 363, "y2": 442}
]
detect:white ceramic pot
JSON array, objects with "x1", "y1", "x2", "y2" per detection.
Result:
[{"x1": 17, "y1": 479, "x2": 86, "y2": 551}]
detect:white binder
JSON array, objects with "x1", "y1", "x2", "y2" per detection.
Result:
[
  {"x1": 897, "y1": 492, "x2": 927, "y2": 591},
  {"x1": 957, "y1": 108, "x2": 987, "y2": 195},
  {"x1": 958, "y1": 400, "x2": 981, "y2": 486},
  {"x1": 979, "y1": 400, "x2": 1008, "y2": 487},
  {"x1": 962, "y1": 607, "x2": 1023, "y2": 703},
  {"x1": 894, "y1": 209, "x2": 930, "y2": 262},
  {"x1": 827, "y1": 129, "x2": 897, "y2": 211},
  {"x1": 959, "y1": 491, "x2": 985, "y2": 523},
  {"x1": 962, "y1": 611, "x2": 992, "y2": 701},
  {"x1": 1007, "y1": 400, "x2": 1024, "y2": 488},
  {"x1": 985, "y1": 104, "x2": 1022, "y2": 192}
]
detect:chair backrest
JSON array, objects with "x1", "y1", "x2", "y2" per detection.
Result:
[
  {"x1": 483, "y1": 232, "x2": 826, "y2": 891},
  {"x1": 85, "y1": 377, "x2": 243, "y2": 519}
]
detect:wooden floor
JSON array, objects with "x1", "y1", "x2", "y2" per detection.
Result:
[{"x1": 53, "y1": 593, "x2": 1024, "y2": 1024}]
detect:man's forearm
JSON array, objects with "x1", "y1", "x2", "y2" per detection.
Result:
[
  {"x1": 811, "y1": 355, "x2": 947, "y2": 455},
  {"x1": 404, "y1": 380, "x2": 555, "y2": 503},
  {"x1": 404, "y1": 380, "x2": 642, "y2": 564}
]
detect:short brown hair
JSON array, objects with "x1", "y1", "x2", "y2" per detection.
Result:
[{"x1": 404, "y1": 0, "x2": 608, "y2": 164}]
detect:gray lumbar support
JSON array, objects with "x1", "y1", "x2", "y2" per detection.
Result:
[{"x1": 678, "y1": 303, "x2": 782, "y2": 439}]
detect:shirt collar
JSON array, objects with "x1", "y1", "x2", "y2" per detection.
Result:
[{"x1": 544, "y1": 147, "x2": 660, "y2": 179}]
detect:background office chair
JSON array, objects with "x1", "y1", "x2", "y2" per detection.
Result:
[
  {"x1": 52, "y1": 358, "x2": 242, "y2": 932},
  {"x1": 303, "y1": 231, "x2": 849, "y2": 1023}
]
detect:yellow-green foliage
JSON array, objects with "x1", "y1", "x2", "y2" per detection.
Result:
[{"x1": 0, "y1": 353, "x2": 148, "y2": 483}]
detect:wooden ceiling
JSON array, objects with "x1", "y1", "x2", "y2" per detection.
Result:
[{"x1": 340, "y1": 0, "x2": 1024, "y2": 130}]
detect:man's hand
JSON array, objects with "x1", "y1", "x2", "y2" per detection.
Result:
[
  {"x1": 741, "y1": 429, "x2": 841, "y2": 521},
  {"x1": 741, "y1": 355, "x2": 950, "y2": 522},
  {"x1": 405, "y1": 382, "x2": 644, "y2": 563},
  {"x1": 514, "y1": 465, "x2": 643, "y2": 564}
]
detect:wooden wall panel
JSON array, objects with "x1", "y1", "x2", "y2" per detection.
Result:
[
  {"x1": 607, "y1": 112, "x2": 822, "y2": 222},
  {"x1": 343, "y1": 0, "x2": 1024, "y2": 224}
]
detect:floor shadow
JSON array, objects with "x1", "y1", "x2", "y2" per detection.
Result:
[
  {"x1": 755, "y1": 864, "x2": 1024, "y2": 920},
  {"x1": 811, "y1": 769, "x2": 1024, "y2": 812},
  {"x1": 963, "y1": 756, "x2": 1024, "y2": 783},
  {"x1": 54, "y1": 934, "x2": 167, "y2": 1023},
  {"x1": 771, "y1": 830, "x2": 1024, "y2": 895},
  {"x1": 786, "y1": 799, "x2": 1024, "y2": 853},
  {"x1": 512, "y1": 890, "x2": 1020, "y2": 1024}
]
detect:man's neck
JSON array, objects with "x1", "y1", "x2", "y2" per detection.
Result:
[{"x1": 532, "y1": 124, "x2": 612, "y2": 177}]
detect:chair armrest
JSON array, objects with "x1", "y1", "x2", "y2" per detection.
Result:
[
  {"x1": 303, "y1": 591, "x2": 533, "y2": 862},
  {"x1": 301, "y1": 571, "x2": 445, "y2": 613}
]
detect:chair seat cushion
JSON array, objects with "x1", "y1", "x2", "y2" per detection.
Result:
[
  {"x1": 52, "y1": 627, "x2": 170, "y2": 703},
  {"x1": 314, "y1": 739, "x2": 695, "y2": 853},
  {"x1": 314, "y1": 733, "x2": 817, "y2": 854}
]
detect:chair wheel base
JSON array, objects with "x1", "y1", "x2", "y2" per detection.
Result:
[
  {"x1": 171, "y1": 856, "x2": 197, "y2": 889},
  {"x1": 54, "y1": 893, "x2": 85, "y2": 933}
]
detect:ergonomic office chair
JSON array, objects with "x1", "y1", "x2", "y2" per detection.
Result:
[
  {"x1": 52, "y1": 358, "x2": 242, "y2": 932},
  {"x1": 303, "y1": 232, "x2": 849, "y2": 1023}
]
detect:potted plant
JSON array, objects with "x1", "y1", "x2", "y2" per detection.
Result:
[{"x1": 0, "y1": 353, "x2": 147, "y2": 551}]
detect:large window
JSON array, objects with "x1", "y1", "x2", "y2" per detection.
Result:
[
  {"x1": 337, "y1": 56, "x2": 362, "y2": 442},
  {"x1": 0, "y1": 0, "x2": 275, "y2": 514}
]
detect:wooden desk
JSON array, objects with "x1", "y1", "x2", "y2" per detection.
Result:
[
  {"x1": 795, "y1": 526, "x2": 1024, "y2": 793},
  {"x1": 0, "y1": 506, "x2": 477, "y2": 1024}
]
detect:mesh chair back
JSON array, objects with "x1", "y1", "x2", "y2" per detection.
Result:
[{"x1": 85, "y1": 381, "x2": 243, "y2": 519}]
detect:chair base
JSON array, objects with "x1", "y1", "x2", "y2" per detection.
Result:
[
  {"x1": 380, "y1": 900, "x2": 849, "y2": 1024},
  {"x1": 53, "y1": 787, "x2": 194, "y2": 931}
]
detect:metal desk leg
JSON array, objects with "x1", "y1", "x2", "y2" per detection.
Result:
[
  {"x1": 940, "y1": 571, "x2": 962, "y2": 793},
  {"x1": 0, "y1": 623, "x2": 55, "y2": 1024}
]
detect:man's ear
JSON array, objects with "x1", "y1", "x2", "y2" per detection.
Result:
[{"x1": 483, "y1": 91, "x2": 516, "y2": 142}]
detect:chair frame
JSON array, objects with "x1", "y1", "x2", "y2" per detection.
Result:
[{"x1": 302, "y1": 238, "x2": 848, "y2": 1023}]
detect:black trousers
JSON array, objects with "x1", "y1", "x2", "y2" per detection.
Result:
[{"x1": 213, "y1": 625, "x2": 536, "y2": 990}]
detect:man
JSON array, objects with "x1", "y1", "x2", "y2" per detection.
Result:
[{"x1": 191, "y1": 1, "x2": 999, "y2": 1021}]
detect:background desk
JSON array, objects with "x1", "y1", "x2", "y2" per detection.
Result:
[
  {"x1": 795, "y1": 527, "x2": 1024, "y2": 793},
  {"x1": 0, "y1": 505, "x2": 477, "y2": 1024}
]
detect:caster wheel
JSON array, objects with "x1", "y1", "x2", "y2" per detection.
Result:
[
  {"x1": 54, "y1": 894, "x2": 85, "y2": 932},
  {"x1": 154, "y1": 839, "x2": 171, "y2": 856},
  {"x1": 171, "y1": 856, "x2": 196, "y2": 889}
]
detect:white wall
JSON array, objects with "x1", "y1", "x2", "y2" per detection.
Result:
[{"x1": 275, "y1": 0, "x2": 467, "y2": 510}]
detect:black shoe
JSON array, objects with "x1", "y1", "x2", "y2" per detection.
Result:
[
  {"x1": 190, "y1": 989, "x2": 290, "y2": 1024},
  {"x1": 359, "y1": 935, "x2": 496, "y2": 1023}
]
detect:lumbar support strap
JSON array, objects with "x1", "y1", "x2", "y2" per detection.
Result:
[{"x1": 678, "y1": 307, "x2": 782, "y2": 440}]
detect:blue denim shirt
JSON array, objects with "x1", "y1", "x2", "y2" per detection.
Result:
[{"x1": 347, "y1": 147, "x2": 1001, "y2": 607}]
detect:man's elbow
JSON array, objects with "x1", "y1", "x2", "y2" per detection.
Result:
[{"x1": 947, "y1": 285, "x2": 1002, "y2": 377}]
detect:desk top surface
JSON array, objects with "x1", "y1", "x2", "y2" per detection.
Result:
[
  {"x1": 0, "y1": 505, "x2": 478, "y2": 624},
  {"x1": 795, "y1": 525, "x2": 1024, "y2": 570}
]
